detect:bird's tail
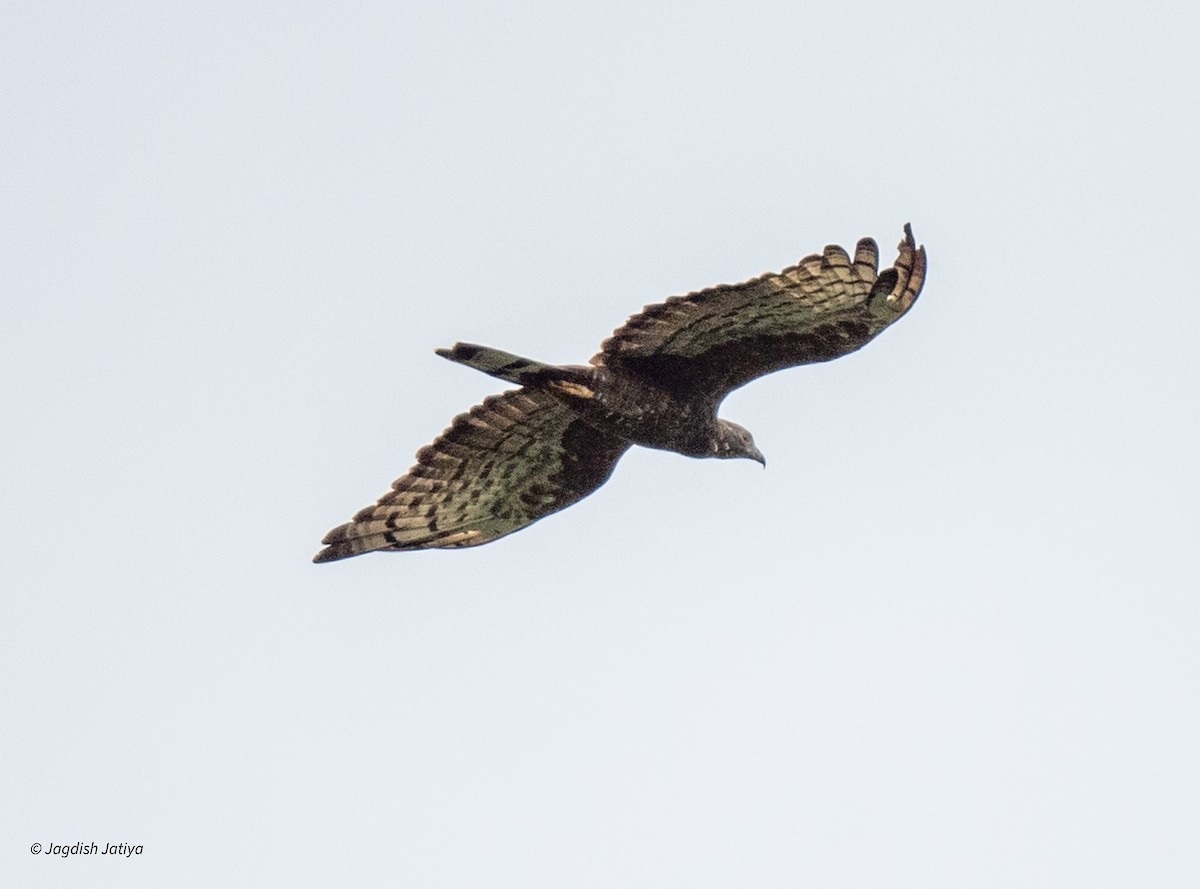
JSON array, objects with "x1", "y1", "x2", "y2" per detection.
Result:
[{"x1": 436, "y1": 342, "x2": 583, "y2": 387}]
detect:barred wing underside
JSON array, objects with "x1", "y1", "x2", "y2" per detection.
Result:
[
  {"x1": 593, "y1": 225, "x2": 926, "y2": 400},
  {"x1": 314, "y1": 389, "x2": 631, "y2": 561}
]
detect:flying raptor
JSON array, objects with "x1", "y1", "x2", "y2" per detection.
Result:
[{"x1": 314, "y1": 224, "x2": 926, "y2": 562}]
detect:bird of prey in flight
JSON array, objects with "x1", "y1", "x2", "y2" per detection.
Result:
[{"x1": 315, "y1": 224, "x2": 926, "y2": 562}]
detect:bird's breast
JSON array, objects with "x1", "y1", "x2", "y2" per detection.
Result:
[{"x1": 556, "y1": 369, "x2": 716, "y2": 456}]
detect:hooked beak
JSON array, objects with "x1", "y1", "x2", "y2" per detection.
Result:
[{"x1": 749, "y1": 446, "x2": 766, "y2": 468}]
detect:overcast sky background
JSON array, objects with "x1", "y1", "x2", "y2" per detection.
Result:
[{"x1": 4, "y1": 1, "x2": 1198, "y2": 886}]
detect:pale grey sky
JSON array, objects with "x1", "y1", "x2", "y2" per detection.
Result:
[{"x1": 4, "y1": 1, "x2": 1198, "y2": 886}]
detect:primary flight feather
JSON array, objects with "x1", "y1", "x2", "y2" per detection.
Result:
[{"x1": 314, "y1": 224, "x2": 926, "y2": 562}]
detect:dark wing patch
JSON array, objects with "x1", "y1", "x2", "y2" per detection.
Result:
[
  {"x1": 593, "y1": 224, "x2": 926, "y2": 399},
  {"x1": 314, "y1": 389, "x2": 631, "y2": 561}
]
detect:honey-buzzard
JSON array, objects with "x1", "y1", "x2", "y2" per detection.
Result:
[{"x1": 314, "y1": 225, "x2": 926, "y2": 562}]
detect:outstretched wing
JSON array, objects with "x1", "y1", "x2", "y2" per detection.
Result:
[
  {"x1": 314, "y1": 389, "x2": 631, "y2": 561},
  {"x1": 593, "y1": 224, "x2": 926, "y2": 401}
]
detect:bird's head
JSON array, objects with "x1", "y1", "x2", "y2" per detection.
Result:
[{"x1": 713, "y1": 420, "x2": 765, "y2": 466}]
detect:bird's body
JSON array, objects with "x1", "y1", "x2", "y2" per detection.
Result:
[
  {"x1": 314, "y1": 225, "x2": 926, "y2": 562},
  {"x1": 438, "y1": 344, "x2": 742, "y2": 458}
]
